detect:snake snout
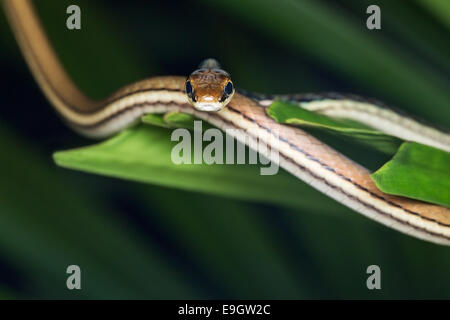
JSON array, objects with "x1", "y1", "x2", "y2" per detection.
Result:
[{"x1": 193, "y1": 102, "x2": 223, "y2": 112}]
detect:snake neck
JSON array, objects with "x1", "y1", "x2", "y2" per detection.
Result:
[{"x1": 198, "y1": 58, "x2": 221, "y2": 70}]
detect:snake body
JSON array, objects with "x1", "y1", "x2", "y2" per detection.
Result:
[{"x1": 3, "y1": 0, "x2": 450, "y2": 245}]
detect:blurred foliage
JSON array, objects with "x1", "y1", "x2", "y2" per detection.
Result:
[
  {"x1": 417, "y1": 0, "x2": 450, "y2": 30},
  {"x1": 0, "y1": 0, "x2": 449, "y2": 299}
]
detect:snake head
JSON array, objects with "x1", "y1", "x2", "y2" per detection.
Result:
[{"x1": 185, "y1": 68, "x2": 235, "y2": 112}]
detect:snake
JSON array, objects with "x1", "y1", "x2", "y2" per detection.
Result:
[{"x1": 3, "y1": 0, "x2": 450, "y2": 245}]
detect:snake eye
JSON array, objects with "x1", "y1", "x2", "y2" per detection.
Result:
[
  {"x1": 185, "y1": 81, "x2": 193, "y2": 95},
  {"x1": 185, "y1": 80, "x2": 197, "y2": 102},
  {"x1": 224, "y1": 81, "x2": 234, "y2": 95}
]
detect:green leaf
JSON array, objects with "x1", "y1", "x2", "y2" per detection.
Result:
[
  {"x1": 371, "y1": 142, "x2": 450, "y2": 207},
  {"x1": 267, "y1": 100, "x2": 402, "y2": 154},
  {"x1": 163, "y1": 112, "x2": 196, "y2": 129},
  {"x1": 53, "y1": 123, "x2": 346, "y2": 213},
  {"x1": 141, "y1": 112, "x2": 197, "y2": 130},
  {"x1": 141, "y1": 114, "x2": 170, "y2": 128}
]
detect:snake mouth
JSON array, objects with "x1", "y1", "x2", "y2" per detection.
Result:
[{"x1": 193, "y1": 102, "x2": 223, "y2": 112}]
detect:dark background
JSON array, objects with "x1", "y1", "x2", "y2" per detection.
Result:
[{"x1": 0, "y1": 0, "x2": 449, "y2": 299}]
